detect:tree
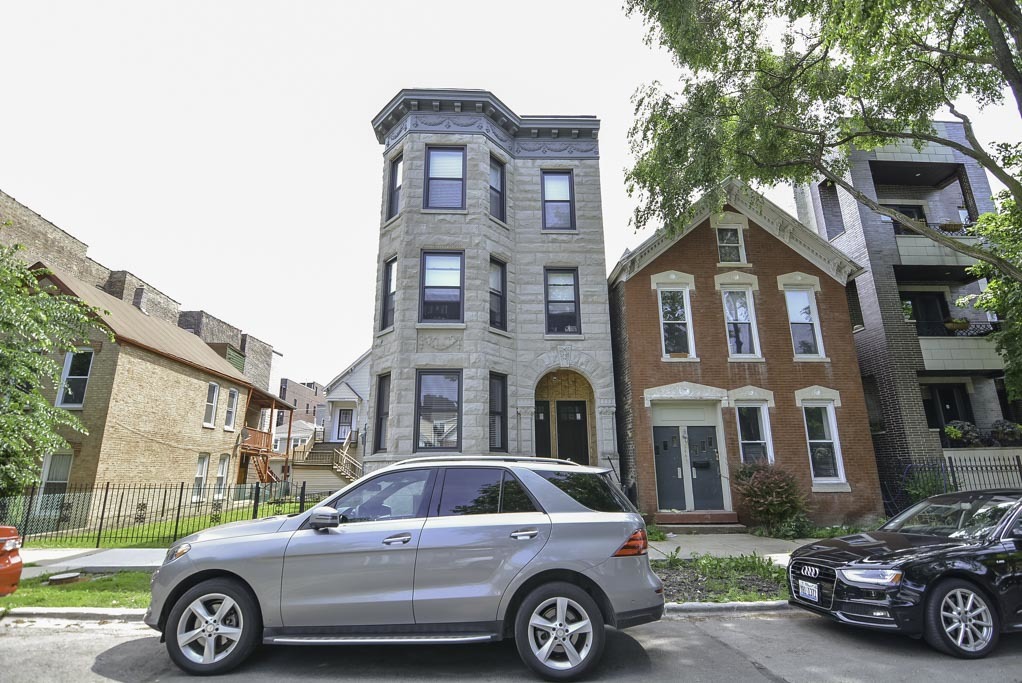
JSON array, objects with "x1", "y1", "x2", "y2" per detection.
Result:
[
  {"x1": 625, "y1": 0, "x2": 1022, "y2": 282},
  {"x1": 0, "y1": 230, "x2": 110, "y2": 498}
]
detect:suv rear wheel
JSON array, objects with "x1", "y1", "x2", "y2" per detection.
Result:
[
  {"x1": 514, "y1": 582, "x2": 605, "y2": 681},
  {"x1": 165, "y1": 578, "x2": 261, "y2": 675}
]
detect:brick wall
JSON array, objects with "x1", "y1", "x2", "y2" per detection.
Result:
[
  {"x1": 613, "y1": 212, "x2": 883, "y2": 525},
  {"x1": 279, "y1": 378, "x2": 327, "y2": 426}
]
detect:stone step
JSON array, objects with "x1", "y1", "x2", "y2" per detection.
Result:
[
  {"x1": 654, "y1": 511, "x2": 741, "y2": 525},
  {"x1": 656, "y1": 523, "x2": 748, "y2": 535}
]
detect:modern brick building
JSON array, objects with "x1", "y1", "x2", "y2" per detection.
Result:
[
  {"x1": 794, "y1": 124, "x2": 1013, "y2": 507},
  {"x1": 609, "y1": 179, "x2": 883, "y2": 525},
  {"x1": 276, "y1": 378, "x2": 327, "y2": 430},
  {"x1": 363, "y1": 89, "x2": 618, "y2": 472}
]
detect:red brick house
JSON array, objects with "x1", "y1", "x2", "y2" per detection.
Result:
[{"x1": 609, "y1": 180, "x2": 883, "y2": 526}]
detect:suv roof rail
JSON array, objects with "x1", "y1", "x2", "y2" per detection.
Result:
[{"x1": 393, "y1": 455, "x2": 584, "y2": 467}]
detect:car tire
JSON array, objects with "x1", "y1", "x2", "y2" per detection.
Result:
[
  {"x1": 165, "y1": 578, "x2": 261, "y2": 675},
  {"x1": 923, "y1": 578, "x2": 1000, "y2": 659},
  {"x1": 514, "y1": 581, "x2": 606, "y2": 681}
]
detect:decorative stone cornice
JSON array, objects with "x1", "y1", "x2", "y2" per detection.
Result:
[
  {"x1": 794, "y1": 385, "x2": 842, "y2": 407},
  {"x1": 643, "y1": 381, "x2": 729, "y2": 407},
  {"x1": 727, "y1": 385, "x2": 775, "y2": 407},
  {"x1": 777, "y1": 271, "x2": 822, "y2": 292},
  {"x1": 650, "y1": 270, "x2": 696, "y2": 290},
  {"x1": 373, "y1": 90, "x2": 600, "y2": 159},
  {"x1": 714, "y1": 270, "x2": 759, "y2": 291}
]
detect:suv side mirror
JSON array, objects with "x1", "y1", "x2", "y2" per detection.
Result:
[{"x1": 309, "y1": 506, "x2": 340, "y2": 531}]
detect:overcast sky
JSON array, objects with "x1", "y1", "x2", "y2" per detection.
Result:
[{"x1": 3, "y1": 1, "x2": 1019, "y2": 386}]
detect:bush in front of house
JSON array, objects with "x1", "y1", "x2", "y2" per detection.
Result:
[
  {"x1": 943, "y1": 420, "x2": 983, "y2": 447},
  {"x1": 733, "y1": 464, "x2": 813, "y2": 539}
]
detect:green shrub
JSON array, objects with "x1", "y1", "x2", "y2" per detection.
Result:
[
  {"x1": 733, "y1": 463, "x2": 810, "y2": 537},
  {"x1": 903, "y1": 469, "x2": 950, "y2": 503},
  {"x1": 645, "y1": 524, "x2": 667, "y2": 542}
]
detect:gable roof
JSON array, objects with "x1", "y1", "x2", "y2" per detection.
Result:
[
  {"x1": 609, "y1": 178, "x2": 863, "y2": 286},
  {"x1": 325, "y1": 348, "x2": 371, "y2": 394},
  {"x1": 37, "y1": 262, "x2": 250, "y2": 386}
]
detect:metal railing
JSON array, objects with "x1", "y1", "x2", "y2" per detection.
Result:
[
  {"x1": 882, "y1": 454, "x2": 1022, "y2": 515},
  {"x1": 915, "y1": 320, "x2": 1002, "y2": 337},
  {"x1": 893, "y1": 221, "x2": 974, "y2": 237},
  {"x1": 0, "y1": 481, "x2": 339, "y2": 548}
]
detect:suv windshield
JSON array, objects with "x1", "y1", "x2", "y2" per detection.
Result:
[
  {"x1": 538, "y1": 470, "x2": 635, "y2": 513},
  {"x1": 883, "y1": 494, "x2": 1021, "y2": 540}
]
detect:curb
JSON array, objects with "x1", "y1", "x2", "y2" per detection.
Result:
[
  {"x1": 664, "y1": 600, "x2": 792, "y2": 615},
  {"x1": 2, "y1": 606, "x2": 147, "y2": 622}
]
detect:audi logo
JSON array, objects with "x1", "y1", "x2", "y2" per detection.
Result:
[{"x1": 801, "y1": 565, "x2": 820, "y2": 578}]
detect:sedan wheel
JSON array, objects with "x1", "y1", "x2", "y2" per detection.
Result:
[
  {"x1": 166, "y1": 578, "x2": 261, "y2": 675},
  {"x1": 514, "y1": 582, "x2": 605, "y2": 681},
  {"x1": 924, "y1": 579, "x2": 1000, "y2": 658}
]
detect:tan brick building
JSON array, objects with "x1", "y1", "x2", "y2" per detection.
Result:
[
  {"x1": 36, "y1": 264, "x2": 291, "y2": 494},
  {"x1": 609, "y1": 180, "x2": 883, "y2": 526}
]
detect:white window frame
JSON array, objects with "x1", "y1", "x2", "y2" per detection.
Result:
[
  {"x1": 735, "y1": 403, "x2": 774, "y2": 464},
  {"x1": 720, "y1": 287, "x2": 762, "y2": 358},
  {"x1": 203, "y1": 382, "x2": 220, "y2": 428},
  {"x1": 716, "y1": 226, "x2": 747, "y2": 264},
  {"x1": 36, "y1": 453, "x2": 74, "y2": 514},
  {"x1": 784, "y1": 287, "x2": 826, "y2": 359},
  {"x1": 56, "y1": 349, "x2": 94, "y2": 409},
  {"x1": 802, "y1": 401, "x2": 846, "y2": 483},
  {"x1": 224, "y1": 389, "x2": 239, "y2": 431},
  {"x1": 657, "y1": 287, "x2": 697, "y2": 360},
  {"x1": 193, "y1": 454, "x2": 210, "y2": 503},
  {"x1": 213, "y1": 454, "x2": 230, "y2": 500}
]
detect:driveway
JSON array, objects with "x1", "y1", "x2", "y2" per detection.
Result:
[{"x1": 1, "y1": 611, "x2": 1019, "y2": 681}]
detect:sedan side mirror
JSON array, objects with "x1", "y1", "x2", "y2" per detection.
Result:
[{"x1": 309, "y1": 506, "x2": 340, "y2": 531}]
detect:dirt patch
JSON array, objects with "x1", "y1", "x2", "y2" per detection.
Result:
[{"x1": 652, "y1": 560, "x2": 788, "y2": 603}]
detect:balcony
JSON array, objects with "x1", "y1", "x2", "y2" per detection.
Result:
[
  {"x1": 240, "y1": 427, "x2": 273, "y2": 453},
  {"x1": 916, "y1": 321, "x2": 1004, "y2": 372},
  {"x1": 895, "y1": 223, "x2": 981, "y2": 267}
]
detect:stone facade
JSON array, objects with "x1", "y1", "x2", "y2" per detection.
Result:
[
  {"x1": 363, "y1": 90, "x2": 617, "y2": 471},
  {"x1": 609, "y1": 181, "x2": 882, "y2": 525},
  {"x1": 795, "y1": 122, "x2": 1010, "y2": 501}
]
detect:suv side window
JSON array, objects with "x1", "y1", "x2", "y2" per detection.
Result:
[
  {"x1": 538, "y1": 470, "x2": 634, "y2": 513},
  {"x1": 329, "y1": 469, "x2": 433, "y2": 523},
  {"x1": 437, "y1": 468, "x2": 538, "y2": 516}
]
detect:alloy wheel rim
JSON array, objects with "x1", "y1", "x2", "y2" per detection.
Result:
[
  {"x1": 176, "y1": 592, "x2": 244, "y2": 665},
  {"x1": 527, "y1": 596, "x2": 594, "y2": 671},
  {"x1": 939, "y1": 588, "x2": 994, "y2": 652}
]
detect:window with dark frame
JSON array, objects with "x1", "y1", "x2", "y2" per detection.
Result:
[
  {"x1": 387, "y1": 155, "x2": 403, "y2": 219},
  {"x1": 489, "y1": 259, "x2": 507, "y2": 330},
  {"x1": 336, "y1": 409, "x2": 353, "y2": 440},
  {"x1": 381, "y1": 257, "x2": 397, "y2": 329},
  {"x1": 545, "y1": 268, "x2": 580, "y2": 334},
  {"x1": 421, "y1": 251, "x2": 464, "y2": 322},
  {"x1": 425, "y1": 147, "x2": 465, "y2": 209},
  {"x1": 374, "y1": 374, "x2": 391, "y2": 453},
  {"x1": 542, "y1": 170, "x2": 575, "y2": 230},
  {"x1": 489, "y1": 373, "x2": 508, "y2": 452},
  {"x1": 489, "y1": 156, "x2": 505, "y2": 221},
  {"x1": 415, "y1": 370, "x2": 461, "y2": 451}
]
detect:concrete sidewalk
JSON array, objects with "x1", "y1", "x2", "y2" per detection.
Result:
[
  {"x1": 17, "y1": 533, "x2": 811, "y2": 577},
  {"x1": 20, "y1": 547, "x2": 166, "y2": 579}
]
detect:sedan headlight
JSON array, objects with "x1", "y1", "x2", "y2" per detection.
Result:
[
  {"x1": 838, "y1": 568, "x2": 903, "y2": 586},
  {"x1": 165, "y1": 543, "x2": 191, "y2": 564}
]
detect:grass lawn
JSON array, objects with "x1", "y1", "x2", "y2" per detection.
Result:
[
  {"x1": 652, "y1": 552, "x2": 789, "y2": 603},
  {"x1": 0, "y1": 571, "x2": 152, "y2": 609}
]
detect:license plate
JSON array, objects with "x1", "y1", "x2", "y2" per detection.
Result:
[{"x1": 798, "y1": 579, "x2": 819, "y2": 603}]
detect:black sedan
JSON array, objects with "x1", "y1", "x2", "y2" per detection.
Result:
[{"x1": 788, "y1": 489, "x2": 1022, "y2": 658}]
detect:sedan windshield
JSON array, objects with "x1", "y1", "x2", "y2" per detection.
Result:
[{"x1": 883, "y1": 494, "x2": 1020, "y2": 540}]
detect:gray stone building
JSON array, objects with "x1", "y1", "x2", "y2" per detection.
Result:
[
  {"x1": 795, "y1": 123, "x2": 1013, "y2": 505},
  {"x1": 363, "y1": 89, "x2": 618, "y2": 472}
]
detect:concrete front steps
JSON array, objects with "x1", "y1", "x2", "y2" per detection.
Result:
[{"x1": 653, "y1": 511, "x2": 746, "y2": 534}]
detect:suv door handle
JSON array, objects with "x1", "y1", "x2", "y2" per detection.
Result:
[
  {"x1": 382, "y1": 533, "x2": 412, "y2": 545},
  {"x1": 510, "y1": 528, "x2": 539, "y2": 540}
]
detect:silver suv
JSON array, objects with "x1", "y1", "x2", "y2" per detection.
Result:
[{"x1": 145, "y1": 457, "x2": 664, "y2": 680}]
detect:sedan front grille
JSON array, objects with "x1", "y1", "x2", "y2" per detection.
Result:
[{"x1": 789, "y1": 560, "x2": 837, "y2": 609}]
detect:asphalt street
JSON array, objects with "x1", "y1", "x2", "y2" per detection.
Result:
[{"x1": 2, "y1": 611, "x2": 1020, "y2": 682}]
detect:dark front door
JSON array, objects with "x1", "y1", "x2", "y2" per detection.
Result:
[
  {"x1": 652, "y1": 426, "x2": 686, "y2": 511},
  {"x1": 535, "y1": 401, "x2": 551, "y2": 458},
  {"x1": 556, "y1": 401, "x2": 589, "y2": 465},
  {"x1": 687, "y1": 426, "x2": 724, "y2": 510}
]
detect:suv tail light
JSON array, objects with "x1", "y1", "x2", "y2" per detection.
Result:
[{"x1": 613, "y1": 529, "x2": 648, "y2": 557}]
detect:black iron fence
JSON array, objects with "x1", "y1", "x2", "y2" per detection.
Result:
[
  {"x1": 0, "y1": 481, "x2": 339, "y2": 548},
  {"x1": 881, "y1": 454, "x2": 1022, "y2": 516}
]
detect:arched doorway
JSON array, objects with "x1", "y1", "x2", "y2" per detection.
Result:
[{"x1": 534, "y1": 370, "x2": 596, "y2": 465}]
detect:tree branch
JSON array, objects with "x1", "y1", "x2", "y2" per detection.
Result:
[{"x1": 970, "y1": 0, "x2": 1022, "y2": 120}]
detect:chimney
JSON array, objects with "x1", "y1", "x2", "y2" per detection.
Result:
[{"x1": 132, "y1": 286, "x2": 148, "y2": 314}]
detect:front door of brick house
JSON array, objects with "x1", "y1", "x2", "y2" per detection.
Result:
[
  {"x1": 653, "y1": 426, "x2": 686, "y2": 510},
  {"x1": 556, "y1": 401, "x2": 589, "y2": 465},
  {"x1": 687, "y1": 426, "x2": 725, "y2": 510}
]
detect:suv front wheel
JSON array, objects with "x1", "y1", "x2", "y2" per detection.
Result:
[
  {"x1": 165, "y1": 578, "x2": 261, "y2": 675},
  {"x1": 514, "y1": 582, "x2": 606, "y2": 681}
]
